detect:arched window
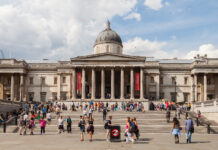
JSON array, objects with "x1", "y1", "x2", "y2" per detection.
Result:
[{"x1": 106, "y1": 45, "x2": 109, "y2": 52}]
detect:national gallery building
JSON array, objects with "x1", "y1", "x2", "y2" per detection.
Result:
[{"x1": 0, "y1": 21, "x2": 218, "y2": 103}]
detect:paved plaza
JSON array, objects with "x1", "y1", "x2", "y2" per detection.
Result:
[{"x1": 0, "y1": 133, "x2": 217, "y2": 150}]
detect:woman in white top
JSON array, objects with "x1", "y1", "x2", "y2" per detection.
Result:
[{"x1": 58, "y1": 116, "x2": 65, "y2": 134}]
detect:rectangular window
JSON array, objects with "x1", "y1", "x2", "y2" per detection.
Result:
[
  {"x1": 171, "y1": 92, "x2": 177, "y2": 102},
  {"x1": 28, "y1": 92, "x2": 34, "y2": 101},
  {"x1": 29, "y1": 77, "x2": 33, "y2": 85},
  {"x1": 171, "y1": 77, "x2": 176, "y2": 84},
  {"x1": 41, "y1": 77, "x2": 45, "y2": 85},
  {"x1": 63, "y1": 76, "x2": 66, "y2": 83},
  {"x1": 160, "y1": 77, "x2": 163, "y2": 84},
  {"x1": 150, "y1": 76, "x2": 154, "y2": 83},
  {"x1": 160, "y1": 92, "x2": 164, "y2": 99},
  {"x1": 52, "y1": 92, "x2": 57, "y2": 101},
  {"x1": 184, "y1": 77, "x2": 188, "y2": 85},
  {"x1": 40, "y1": 92, "x2": 46, "y2": 102},
  {"x1": 183, "y1": 93, "x2": 189, "y2": 102},
  {"x1": 54, "y1": 77, "x2": 57, "y2": 85},
  {"x1": 61, "y1": 92, "x2": 67, "y2": 100}
]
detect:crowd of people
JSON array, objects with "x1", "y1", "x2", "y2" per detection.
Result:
[{"x1": 0, "y1": 100, "x2": 201, "y2": 144}]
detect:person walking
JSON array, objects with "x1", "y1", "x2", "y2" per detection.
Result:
[
  {"x1": 88, "y1": 106, "x2": 94, "y2": 120},
  {"x1": 125, "y1": 117, "x2": 135, "y2": 143},
  {"x1": 105, "y1": 116, "x2": 112, "y2": 142},
  {"x1": 176, "y1": 105, "x2": 181, "y2": 119},
  {"x1": 196, "y1": 110, "x2": 201, "y2": 126},
  {"x1": 87, "y1": 116, "x2": 94, "y2": 142},
  {"x1": 171, "y1": 117, "x2": 181, "y2": 144},
  {"x1": 185, "y1": 116, "x2": 194, "y2": 143},
  {"x1": 66, "y1": 116, "x2": 72, "y2": 133},
  {"x1": 29, "y1": 118, "x2": 35, "y2": 135},
  {"x1": 47, "y1": 111, "x2": 51, "y2": 125},
  {"x1": 166, "y1": 109, "x2": 171, "y2": 123},
  {"x1": 42, "y1": 107, "x2": 46, "y2": 119},
  {"x1": 17, "y1": 116, "x2": 25, "y2": 135},
  {"x1": 133, "y1": 117, "x2": 139, "y2": 140},
  {"x1": 58, "y1": 116, "x2": 65, "y2": 134},
  {"x1": 78, "y1": 116, "x2": 86, "y2": 141},
  {"x1": 39, "y1": 117, "x2": 46, "y2": 134},
  {"x1": 103, "y1": 107, "x2": 107, "y2": 121}
]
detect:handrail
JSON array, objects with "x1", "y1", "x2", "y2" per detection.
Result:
[{"x1": 5, "y1": 103, "x2": 43, "y2": 125}]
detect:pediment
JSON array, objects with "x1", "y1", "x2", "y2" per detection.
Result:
[{"x1": 71, "y1": 53, "x2": 145, "y2": 62}]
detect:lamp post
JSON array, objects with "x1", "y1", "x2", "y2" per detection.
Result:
[{"x1": 192, "y1": 83, "x2": 195, "y2": 103}]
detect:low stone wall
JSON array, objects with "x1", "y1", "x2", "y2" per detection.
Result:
[
  {"x1": 192, "y1": 100, "x2": 218, "y2": 123},
  {"x1": 202, "y1": 112, "x2": 218, "y2": 124}
]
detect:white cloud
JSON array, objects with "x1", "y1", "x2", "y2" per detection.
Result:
[
  {"x1": 124, "y1": 12, "x2": 141, "y2": 21},
  {"x1": 123, "y1": 37, "x2": 174, "y2": 58},
  {"x1": 144, "y1": 0, "x2": 163, "y2": 10},
  {"x1": 0, "y1": 0, "x2": 137, "y2": 60},
  {"x1": 185, "y1": 44, "x2": 218, "y2": 59}
]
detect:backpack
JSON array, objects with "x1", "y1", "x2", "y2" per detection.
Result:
[
  {"x1": 189, "y1": 120, "x2": 194, "y2": 133},
  {"x1": 104, "y1": 120, "x2": 109, "y2": 129},
  {"x1": 67, "y1": 118, "x2": 71, "y2": 124},
  {"x1": 103, "y1": 108, "x2": 107, "y2": 114},
  {"x1": 129, "y1": 121, "x2": 136, "y2": 133}
]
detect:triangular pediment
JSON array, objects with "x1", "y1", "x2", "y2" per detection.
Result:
[{"x1": 71, "y1": 53, "x2": 145, "y2": 62}]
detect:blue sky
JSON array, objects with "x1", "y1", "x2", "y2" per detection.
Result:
[{"x1": 0, "y1": 0, "x2": 218, "y2": 60}]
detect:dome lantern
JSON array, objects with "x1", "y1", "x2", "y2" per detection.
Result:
[{"x1": 94, "y1": 21, "x2": 123, "y2": 54}]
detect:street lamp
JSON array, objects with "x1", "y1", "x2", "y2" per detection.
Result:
[{"x1": 192, "y1": 83, "x2": 195, "y2": 103}]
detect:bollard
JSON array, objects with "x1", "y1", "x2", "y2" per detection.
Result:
[
  {"x1": 3, "y1": 123, "x2": 6, "y2": 133},
  {"x1": 207, "y1": 124, "x2": 210, "y2": 134}
]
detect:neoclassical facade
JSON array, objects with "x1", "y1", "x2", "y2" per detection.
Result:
[{"x1": 1, "y1": 21, "x2": 218, "y2": 103}]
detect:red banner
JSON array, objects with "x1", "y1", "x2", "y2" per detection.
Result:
[
  {"x1": 134, "y1": 72, "x2": 140, "y2": 90},
  {"x1": 77, "y1": 72, "x2": 82, "y2": 90}
]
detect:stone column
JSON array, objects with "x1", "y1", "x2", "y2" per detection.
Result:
[
  {"x1": 101, "y1": 68, "x2": 105, "y2": 99},
  {"x1": 11, "y1": 74, "x2": 14, "y2": 101},
  {"x1": 111, "y1": 68, "x2": 115, "y2": 99},
  {"x1": 57, "y1": 74, "x2": 61, "y2": 101},
  {"x1": 156, "y1": 75, "x2": 160, "y2": 100},
  {"x1": 140, "y1": 68, "x2": 144, "y2": 100},
  {"x1": 146, "y1": 75, "x2": 149, "y2": 98},
  {"x1": 130, "y1": 68, "x2": 134, "y2": 99},
  {"x1": 194, "y1": 74, "x2": 198, "y2": 102},
  {"x1": 20, "y1": 74, "x2": 24, "y2": 102},
  {"x1": 190, "y1": 75, "x2": 194, "y2": 102},
  {"x1": 204, "y1": 74, "x2": 207, "y2": 101},
  {"x1": 82, "y1": 68, "x2": 86, "y2": 100},
  {"x1": 72, "y1": 68, "x2": 76, "y2": 100},
  {"x1": 91, "y1": 68, "x2": 96, "y2": 99},
  {"x1": 120, "y1": 68, "x2": 124, "y2": 100}
]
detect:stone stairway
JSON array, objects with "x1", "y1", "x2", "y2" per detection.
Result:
[
  {"x1": 0, "y1": 101, "x2": 20, "y2": 114},
  {"x1": 1, "y1": 110, "x2": 218, "y2": 134}
]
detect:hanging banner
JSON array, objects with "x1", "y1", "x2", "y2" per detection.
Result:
[
  {"x1": 134, "y1": 72, "x2": 140, "y2": 90},
  {"x1": 77, "y1": 72, "x2": 82, "y2": 90}
]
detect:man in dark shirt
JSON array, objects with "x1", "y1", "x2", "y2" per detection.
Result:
[
  {"x1": 103, "y1": 107, "x2": 107, "y2": 121},
  {"x1": 106, "y1": 116, "x2": 112, "y2": 141}
]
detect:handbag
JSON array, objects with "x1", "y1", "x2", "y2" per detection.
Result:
[{"x1": 190, "y1": 126, "x2": 194, "y2": 133}]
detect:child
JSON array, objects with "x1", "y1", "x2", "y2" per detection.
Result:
[{"x1": 39, "y1": 117, "x2": 47, "y2": 134}]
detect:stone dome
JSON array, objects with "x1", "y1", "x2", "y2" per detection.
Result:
[{"x1": 94, "y1": 21, "x2": 123, "y2": 47}]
